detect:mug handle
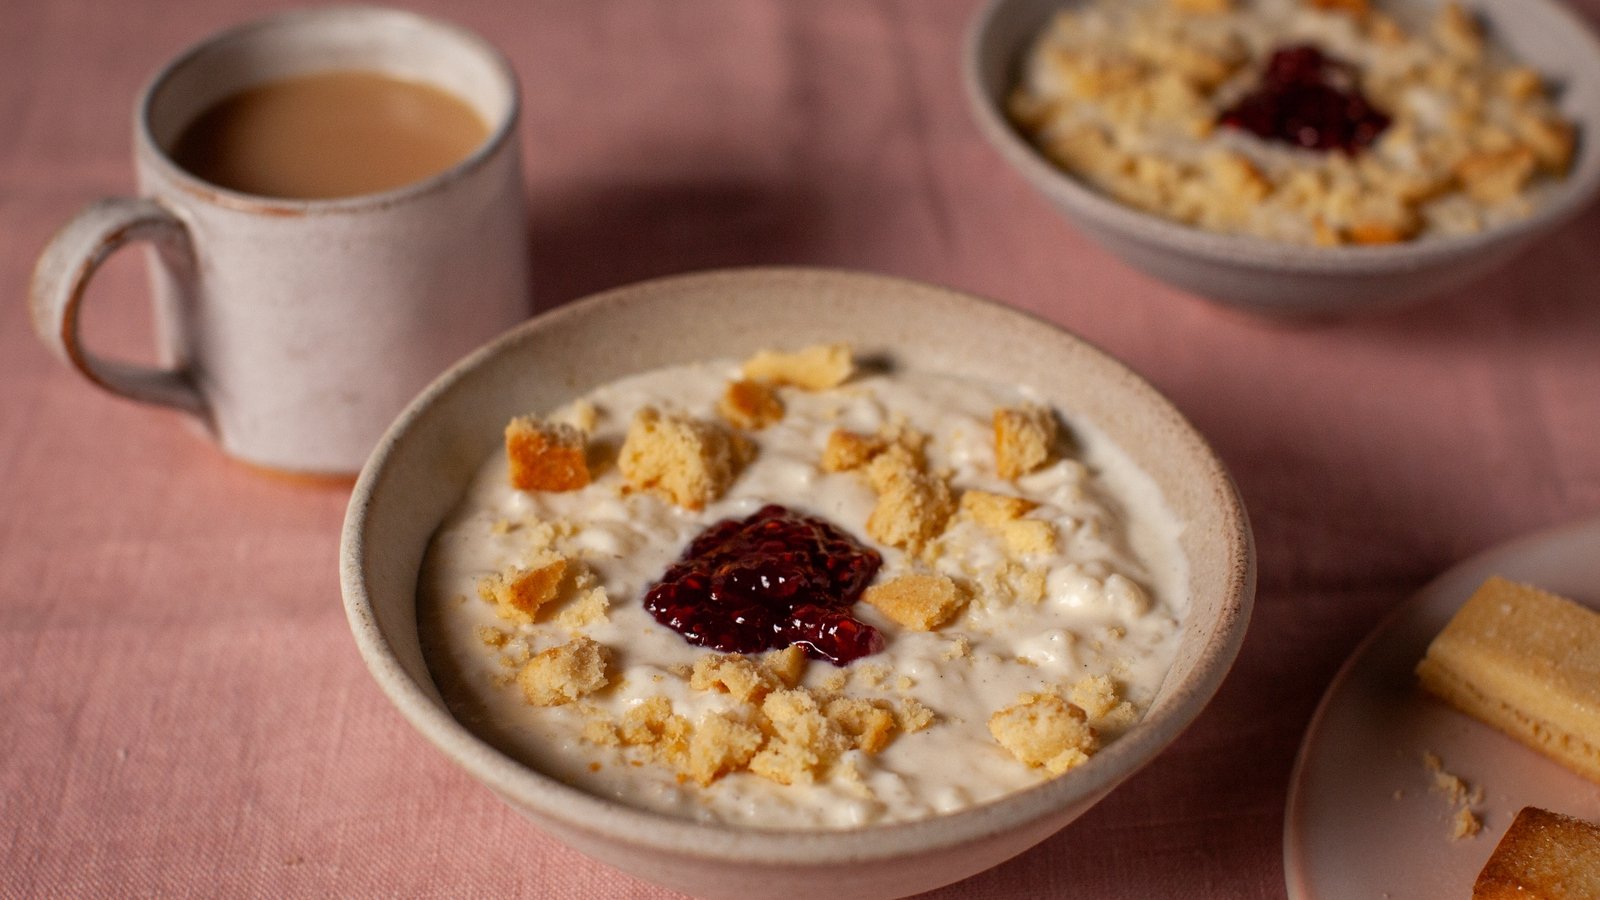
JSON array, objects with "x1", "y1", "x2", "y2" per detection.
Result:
[{"x1": 30, "y1": 198, "x2": 208, "y2": 417}]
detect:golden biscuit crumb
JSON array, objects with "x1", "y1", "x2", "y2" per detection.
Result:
[
  {"x1": 960, "y1": 490, "x2": 1038, "y2": 526},
  {"x1": 476, "y1": 625, "x2": 511, "y2": 649},
  {"x1": 556, "y1": 586, "x2": 610, "y2": 629},
  {"x1": 941, "y1": 635, "x2": 972, "y2": 661},
  {"x1": 762, "y1": 645, "x2": 809, "y2": 689},
  {"x1": 517, "y1": 635, "x2": 610, "y2": 706},
  {"x1": 741, "y1": 343, "x2": 854, "y2": 391},
  {"x1": 685, "y1": 712, "x2": 764, "y2": 786},
  {"x1": 993, "y1": 405, "x2": 1057, "y2": 480},
  {"x1": 989, "y1": 692, "x2": 1098, "y2": 775},
  {"x1": 896, "y1": 697, "x2": 937, "y2": 732},
  {"x1": 748, "y1": 689, "x2": 853, "y2": 785},
  {"x1": 1069, "y1": 675, "x2": 1121, "y2": 720},
  {"x1": 618, "y1": 407, "x2": 748, "y2": 510},
  {"x1": 822, "y1": 429, "x2": 888, "y2": 473},
  {"x1": 1001, "y1": 520, "x2": 1056, "y2": 556},
  {"x1": 506, "y1": 416, "x2": 591, "y2": 492},
  {"x1": 620, "y1": 697, "x2": 692, "y2": 761},
  {"x1": 1423, "y1": 750, "x2": 1485, "y2": 840},
  {"x1": 490, "y1": 518, "x2": 516, "y2": 535},
  {"x1": 1454, "y1": 806, "x2": 1483, "y2": 840},
  {"x1": 863, "y1": 573, "x2": 968, "y2": 631},
  {"x1": 718, "y1": 379, "x2": 785, "y2": 430},
  {"x1": 477, "y1": 557, "x2": 569, "y2": 624},
  {"x1": 824, "y1": 697, "x2": 899, "y2": 754},
  {"x1": 691, "y1": 653, "x2": 783, "y2": 704},
  {"x1": 853, "y1": 663, "x2": 891, "y2": 690},
  {"x1": 864, "y1": 445, "x2": 954, "y2": 552},
  {"x1": 820, "y1": 670, "x2": 850, "y2": 693}
]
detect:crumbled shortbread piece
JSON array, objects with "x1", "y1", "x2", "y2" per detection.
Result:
[
  {"x1": 691, "y1": 653, "x2": 785, "y2": 704},
  {"x1": 1455, "y1": 146, "x2": 1537, "y2": 203},
  {"x1": 1423, "y1": 750, "x2": 1485, "y2": 840},
  {"x1": 853, "y1": 663, "x2": 891, "y2": 690},
  {"x1": 618, "y1": 407, "x2": 748, "y2": 510},
  {"x1": 988, "y1": 692, "x2": 1098, "y2": 775},
  {"x1": 1070, "y1": 675, "x2": 1122, "y2": 720},
  {"x1": 741, "y1": 343, "x2": 854, "y2": 391},
  {"x1": 824, "y1": 697, "x2": 899, "y2": 754},
  {"x1": 749, "y1": 689, "x2": 854, "y2": 785},
  {"x1": 822, "y1": 429, "x2": 889, "y2": 473},
  {"x1": 505, "y1": 416, "x2": 591, "y2": 492},
  {"x1": 960, "y1": 490, "x2": 1038, "y2": 526},
  {"x1": 962, "y1": 491, "x2": 1060, "y2": 556},
  {"x1": 685, "y1": 712, "x2": 764, "y2": 786},
  {"x1": 477, "y1": 556, "x2": 568, "y2": 624},
  {"x1": 718, "y1": 379, "x2": 785, "y2": 430},
  {"x1": 1068, "y1": 675, "x2": 1139, "y2": 729},
  {"x1": 762, "y1": 645, "x2": 809, "y2": 689},
  {"x1": 517, "y1": 636, "x2": 610, "y2": 707},
  {"x1": 556, "y1": 586, "x2": 610, "y2": 629},
  {"x1": 941, "y1": 635, "x2": 972, "y2": 661},
  {"x1": 1454, "y1": 806, "x2": 1483, "y2": 840},
  {"x1": 896, "y1": 697, "x2": 937, "y2": 733},
  {"x1": 863, "y1": 573, "x2": 968, "y2": 631},
  {"x1": 993, "y1": 404, "x2": 1057, "y2": 480},
  {"x1": 864, "y1": 445, "x2": 954, "y2": 552},
  {"x1": 475, "y1": 625, "x2": 511, "y2": 649},
  {"x1": 619, "y1": 697, "x2": 691, "y2": 758}
]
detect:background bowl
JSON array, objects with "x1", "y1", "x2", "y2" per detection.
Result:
[
  {"x1": 963, "y1": 0, "x2": 1600, "y2": 317},
  {"x1": 340, "y1": 268, "x2": 1255, "y2": 899}
]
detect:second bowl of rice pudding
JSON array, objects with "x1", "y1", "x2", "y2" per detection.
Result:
[
  {"x1": 341, "y1": 268, "x2": 1253, "y2": 899},
  {"x1": 965, "y1": 0, "x2": 1600, "y2": 315}
]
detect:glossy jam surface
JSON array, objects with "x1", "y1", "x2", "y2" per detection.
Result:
[
  {"x1": 644, "y1": 505, "x2": 884, "y2": 665},
  {"x1": 1219, "y1": 44, "x2": 1390, "y2": 152}
]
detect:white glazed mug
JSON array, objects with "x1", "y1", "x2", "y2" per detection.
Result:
[{"x1": 30, "y1": 6, "x2": 531, "y2": 477}]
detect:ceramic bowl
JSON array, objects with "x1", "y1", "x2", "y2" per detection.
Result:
[
  {"x1": 339, "y1": 268, "x2": 1255, "y2": 899},
  {"x1": 963, "y1": 0, "x2": 1600, "y2": 317}
]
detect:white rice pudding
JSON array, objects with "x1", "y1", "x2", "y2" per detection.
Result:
[{"x1": 419, "y1": 360, "x2": 1186, "y2": 829}]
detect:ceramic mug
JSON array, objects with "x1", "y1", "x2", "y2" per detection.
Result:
[{"x1": 30, "y1": 6, "x2": 531, "y2": 476}]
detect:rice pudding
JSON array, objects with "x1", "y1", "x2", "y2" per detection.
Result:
[
  {"x1": 418, "y1": 346, "x2": 1186, "y2": 829},
  {"x1": 1007, "y1": 0, "x2": 1577, "y2": 245}
]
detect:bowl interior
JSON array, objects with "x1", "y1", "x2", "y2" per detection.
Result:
[
  {"x1": 341, "y1": 268, "x2": 1253, "y2": 870},
  {"x1": 964, "y1": 0, "x2": 1600, "y2": 274}
]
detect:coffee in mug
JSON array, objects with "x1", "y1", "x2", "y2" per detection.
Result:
[
  {"x1": 170, "y1": 70, "x2": 491, "y2": 200},
  {"x1": 30, "y1": 8, "x2": 531, "y2": 476}
]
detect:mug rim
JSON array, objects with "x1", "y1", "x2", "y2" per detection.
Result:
[{"x1": 133, "y1": 4, "x2": 521, "y2": 215}]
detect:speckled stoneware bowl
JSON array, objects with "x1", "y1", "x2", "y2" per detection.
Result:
[
  {"x1": 340, "y1": 268, "x2": 1254, "y2": 899},
  {"x1": 964, "y1": 0, "x2": 1600, "y2": 317}
]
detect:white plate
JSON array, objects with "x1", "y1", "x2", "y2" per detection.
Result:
[{"x1": 1284, "y1": 516, "x2": 1600, "y2": 899}]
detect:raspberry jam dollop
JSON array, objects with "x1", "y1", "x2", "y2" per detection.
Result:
[
  {"x1": 1218, "y1": 44, "x2": 1390, "y2": 153},
  {"x1": 643, "y1": 505, "x2": 884, "y2": 666}
]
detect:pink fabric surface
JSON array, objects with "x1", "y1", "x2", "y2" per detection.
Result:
[{"x1": 5, "y1": 1, "x2": 1600, "y2": 897}]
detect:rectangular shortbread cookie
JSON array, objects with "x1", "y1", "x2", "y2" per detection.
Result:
[{"x1": 1416, "y1": 576, "x2": 1600, "y2": 782}]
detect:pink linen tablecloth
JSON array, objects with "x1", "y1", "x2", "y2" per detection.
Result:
[{"x1": 5, "y1": 1, "x2": 1600, "y2": 896}]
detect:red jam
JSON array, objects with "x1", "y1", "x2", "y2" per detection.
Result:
[
  {"x1": 1218, "y1": 44, "x2": 1390, "y2": 153},
  {"x1": 643, "y1": 505, "x2": 884, "y2": 665}
]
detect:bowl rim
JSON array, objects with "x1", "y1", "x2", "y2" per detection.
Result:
[
  {"x1": 961, "y1": 0, "x2": 1600, "y2": 274},
  {"x1": 339, "y1": 266, "x2": 1256, "y2": 865}
]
